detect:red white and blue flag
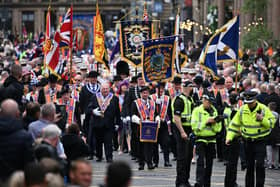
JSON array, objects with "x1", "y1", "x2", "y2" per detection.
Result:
[{"x1": 59, "y1": 6, "x2": 73, "y2": 48}]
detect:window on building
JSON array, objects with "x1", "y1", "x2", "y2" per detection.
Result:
[
  {"x1": 0, "y1": 9, "x2": 12, "y2": 34},
  {"x1": 22, "y1": 11, "x2": 34, "y2": 34}
]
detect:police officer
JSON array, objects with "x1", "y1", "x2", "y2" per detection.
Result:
[
  {"x1": 172, "y1": 81, "x2": 194, "y2": 187},
  {"x1": 191, "y1": 94, "x2": 222, "y2": 187},
  {"x1": 226, "y1": 91, "x2": 276, "y2": 187},
  {"x1": 224, "y1": 92, "x2": 240, "y2": 187}
]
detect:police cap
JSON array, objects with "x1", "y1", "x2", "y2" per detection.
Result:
[{"x1": 243, "y1": 90, "x2": 258, "y2": 104}]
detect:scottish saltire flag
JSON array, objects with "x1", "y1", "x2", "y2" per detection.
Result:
[
  {"x1": 94, "y1": 3, "x2": 110, "y2": 71},
  {"x1": 199, "y1": 16, "x2": 239, "y2": 79},
  {"x1": 142, "y1": 36, "x2": 176, "y2": 83},
  {"x1": 59, "y1": 6, "x2": 73, "y2": 48}
]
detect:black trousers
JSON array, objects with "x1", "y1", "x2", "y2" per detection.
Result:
[
  {"x1": 174, "y1": 126, "x2": 193, "y2": 186},
  {"x1": 224, "y1": 139, "x2": 240, "y2": 187},
  {"x1": 216, "y1": 129, "x2": 225, "y2": 160},
  {"x1": 153, "y1": 125, "x2": 170, "y2": 164},
  {"x1": 93, "y1": 127, "x2": 113, "y2": 161},
  {"x1": 130, "y1": 123, "x2": 139, "y2": 158},
  {"x1": 139, "y1": 141, "x2": 154, "y2": 166},
  {"x1": 170, "y1": 125, "x2": 177, "y2": 158},
  {"x1": 244, "y1": 139, "x2": 266, "y2": 187},
  {"x1": 195, "y1": 142, "x2": 216, "y2": 187}
]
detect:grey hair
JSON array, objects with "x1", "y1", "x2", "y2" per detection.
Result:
[
  {"x1": 41, "y1": 103, "x2": 56, "y2": 119},
  {"x1": 42, "y1": 124, "x2": 61, "y2": 139}
]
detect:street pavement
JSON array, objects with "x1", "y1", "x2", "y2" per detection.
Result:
[{"x1": 91, "y1": 151, "x2": 280, "y2": 187}]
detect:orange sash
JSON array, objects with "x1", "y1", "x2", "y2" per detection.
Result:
[
  {"x1": 57, "y1": 98, "x2": 75, "y2": 125},
  {"x1": 169, "y1": 88, "x2": 175, "y2": 99},
  {"x1": 135, "y1": 99, "x2": 155, "y2": 121},
  {"x1": 150, "y1": 94, "x2": 169, "y2": 120}
]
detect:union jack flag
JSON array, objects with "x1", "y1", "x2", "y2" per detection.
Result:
[{"x1": 59, "y1": 6, "x2": 73, "y2": 48}]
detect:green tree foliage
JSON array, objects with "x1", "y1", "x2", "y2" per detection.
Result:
[
  {"x1": 241, "y1": 24, "x2": 274, "y2": 50},
  {"x1": 241, "y1": 0, "x2": 276, "y2": 49},
  {"x1": 242, "y1": 0, "x2": 267, "y2": 17}
]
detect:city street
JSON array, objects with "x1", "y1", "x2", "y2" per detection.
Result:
[{"x1": 91, "y1": 151, "x2": 280, "y2": 187}]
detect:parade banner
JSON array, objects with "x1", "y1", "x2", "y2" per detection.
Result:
[
  {"x1": 119, "y1": 21, "x2": 153, "y2": 67},
  {"x1": 140, "y1": 121, "x2": 159, "y2": 143},
  {"x1": 142, "y1": 36, "x2": 176, "y2": 83},
  {"x1": 94, "y1": 3, "x2": 110, "y2": 71},
  {"x1": 73, "y1": 14, "x2": 94, "y2": 52}
]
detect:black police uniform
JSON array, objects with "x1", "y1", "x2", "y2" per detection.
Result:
[{"x1": 173, "y1": 93, "x2": 194, "y2": 187}]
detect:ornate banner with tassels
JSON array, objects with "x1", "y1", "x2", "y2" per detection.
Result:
[
  {"x1": 141, "y1": 36, "x2": 176, "y2": 83},
  {"x1": 119, "y1": 20, "x2": 153, "y2": 67}
]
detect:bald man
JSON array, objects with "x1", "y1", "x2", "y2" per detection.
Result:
[
  {"x1": 87, "y1": 82, "x2": 121, "y2": 162},
  {"x1": 0, "y1": 99, "x2": 34, "y2": 182}
]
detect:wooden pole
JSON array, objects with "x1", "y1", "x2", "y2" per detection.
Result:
[{"x1": 234, "y1": 59, "x2": 238, "y2": 92}]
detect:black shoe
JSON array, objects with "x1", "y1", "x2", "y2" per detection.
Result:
[
  {"x1": 241, "y1": 164, "x2": 246, "y2": 171},
  {"x1": 186, "y1": 182, "x2": 192, "y2": 187},
  {"x1": 87, "y1": 156, "x2": 94, "y2": 160},
  {"x1": 194, "y1": 183, "x2": 201, "y2": 187},
  {"x1": 153, "y1": 163, "x2": 158, "y2": 168},
  {"x1": 172, "y1": 157, "x2": 177, "y2": 161},
  {"x1": 164, "y1": 162, "x2": 172, "y2": 167},
  {"x1": 107, "y1": 158, "x2": 113, "y2": 163},
  {"x1": 138, "y1": 165, "x2": 144, "y2": 170},
  {"x1": 96, "y1": 158, "x2": 102, "y2": 162},
  {"x1": 131, "y1": 156, "x2": 136, "y2": 160},
  {"x1": 148, "y1": 164, "x2": 155, "y2": 170},
  {"x1": 217, "y1": 158, "x2": 224, "y2": 162}
]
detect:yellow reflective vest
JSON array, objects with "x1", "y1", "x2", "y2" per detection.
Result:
[
  {"x1": 226, "y1": 102, "x2": 276, "y2": 141},
  {"x1": 171, "y1": 94, "x2": 192, "y2": 126},
  {"x1": 191, "y1": 104, "x2": 222, "y2": 143}
]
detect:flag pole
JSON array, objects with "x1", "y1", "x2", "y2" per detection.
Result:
[
  {"x1": 69, "y1": 4, "x2": 73, "y2": 84},
  {"x1": 234, "y1": 59, "x2": 238, "y2": 92}
]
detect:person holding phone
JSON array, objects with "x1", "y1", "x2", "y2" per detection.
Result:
[{"x1": 191, "y1": 94, "x2": 222, "y2": 187}]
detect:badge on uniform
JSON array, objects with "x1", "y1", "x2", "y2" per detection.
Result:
[{"x1": 140, "y1": 120, "x2": 159, "y2": 143}]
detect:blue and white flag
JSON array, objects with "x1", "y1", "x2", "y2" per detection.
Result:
[{"x1": 199, "y1": 16, "x2": 239, "y2": 79}]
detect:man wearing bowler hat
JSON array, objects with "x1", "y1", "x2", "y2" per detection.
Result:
[{"x1": 79, "y1": 70, "x2": 100, "y2": 160}]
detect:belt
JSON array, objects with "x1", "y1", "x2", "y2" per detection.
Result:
[
  {"x1": 243, "y1": 137, "x2": 266, "y2": 142},
  {"x1": 196, "y1": 135, "x2": 216, "y2": 141}
]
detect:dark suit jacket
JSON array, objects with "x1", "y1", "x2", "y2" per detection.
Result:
[{"x1": 87, "y1": 93, "x2": 121, "y2": 130}]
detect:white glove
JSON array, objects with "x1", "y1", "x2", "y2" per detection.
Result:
[
  {"x1": 167, "y1": 120, "x2": 171, "y2": 125},
  {"x1": 126, "y1": 116, "x2": 131, "y2": 122},
  {"x1": 131, "y1": 115, "x2": 141, "y2": 125},
  {"x1": 115, "y1": 125, "x2": 119, "y2": 131},
  {"x1": 155, "y1": 98, "x2": 161, "y2": 104},
  {"x1": 93, "y1": 108, "x2": 102, "y2": 116},
  {"x1": 155, "y1": 115, "x2": 161, "y2": 123},
  {"x1": 122, "y1": 117, "x2": 127, "y2": 124}
]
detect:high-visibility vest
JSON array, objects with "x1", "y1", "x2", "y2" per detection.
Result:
[
  {"x1": 171, "y1": 94, "x2": 193, "y2": 126},
  {"x1": 227, "y1": 102, "x2": 276, "y2": 140},
  {"x1": 191, "y1": 104, "x2": 222, "y2": 143}
]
